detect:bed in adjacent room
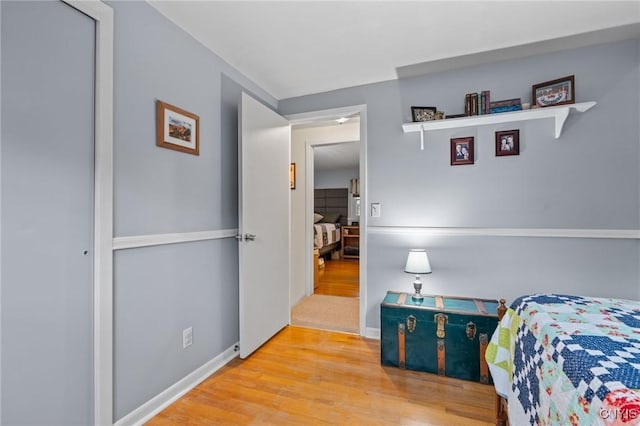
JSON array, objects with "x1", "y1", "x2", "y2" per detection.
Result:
[
  {"x1": 486, "y1": 293, "x2": 640, "y2": 426},
  {"x1": 314, "y1": 188, "x2": 348, "y2": 258},
  {"x1": 313, "y1": 219, "x2": 341, "y2": 257}
]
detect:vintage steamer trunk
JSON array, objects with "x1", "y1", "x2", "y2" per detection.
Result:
[{"x1": 380, "y1": 291, "x2": 500, "y2": 384}]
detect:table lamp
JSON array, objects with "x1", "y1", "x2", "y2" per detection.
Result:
[{"x1": 404, "y1": 249, "x2": 431, "y2": 301}]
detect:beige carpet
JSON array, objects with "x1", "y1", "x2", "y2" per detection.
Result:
[{"x1": 291, "y1": 295, "x2": 359, "y2": 334}]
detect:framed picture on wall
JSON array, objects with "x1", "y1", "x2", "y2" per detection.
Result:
[
  {"x1": 495, "y1": 130, "x2": 520, "y2": 156},
  {"x1": 290, "y1": 163, "x2": 296, "y2": 190},
  {"x1": 156, "y1": 100, "x2": 200, "y2": 155},
  {"x1": 411, "y1": 106, "x2": 437, "y2": 122},
  {"x1": 531, "y1": 75, "x2": 575, "y2": 108},
  {"x1": 450, "y1": 137, "x2": 474, "y2": 166}
]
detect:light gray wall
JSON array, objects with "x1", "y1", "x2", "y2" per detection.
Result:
[
  {"x1": 109, "y1": 1, "x2": 276, "y2": 421},
  {"x1": 113, "y1": 240, "x2": 238, "y2": 417},
  {"x1": 315, "y1": 166, "x2": 358, "y2": 189},
  {"x1": 279, "y1": 38, "x2": 640, "y2": 329},
  {"x1": 112, "y1": 2, "x2": 274, "y2": 236}
]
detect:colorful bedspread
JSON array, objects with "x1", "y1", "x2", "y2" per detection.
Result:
[{"x1": 486, "y1": 294, "x2": 640, "y2": 426}]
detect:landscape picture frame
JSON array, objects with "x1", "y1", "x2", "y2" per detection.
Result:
[
  {"x1": 450, "y1": 137, "x2": 474, "y2": 166},
  {"x1": 156, "y1": 100, "x2": 200, "y2": 155},
  {"x1": 531, "y1": 75, "x2": 575, "y2": 108}
]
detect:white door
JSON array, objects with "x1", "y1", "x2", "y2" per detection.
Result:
[
  {"x1": 1, "y1": 1, "x2": 96, "y2": 424},
  {"x1": 238, "y1": 92, "x2": 290, "y2": 358}
]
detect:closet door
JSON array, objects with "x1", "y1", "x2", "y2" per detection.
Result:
[{"x1": 1, "y1": 1, "x2": 96, "y2": 424}]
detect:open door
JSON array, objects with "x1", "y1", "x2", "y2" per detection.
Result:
[{"x1": 238, "y1": 92, "x2": 290, "y2": 358}]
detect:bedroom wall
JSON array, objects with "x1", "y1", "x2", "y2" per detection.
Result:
[
  {"x1": 279, "y1": 38, "x2": 640, "y2": 331},
  {"x1": 315, "y1": 166, "x2": 358, "y2": 189},
  {"x1": 108, "y1": 1, "x2": 275, "y2": 421},
  {"x1": 290, "y1": 123, "x2": 359, "y2": 305}
]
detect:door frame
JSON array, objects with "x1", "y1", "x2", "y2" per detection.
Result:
[
  {"x1": 60, "y1": 1, "x2": 114, "y2": 425},
  {"x1": 286, "y1": 105, "x2": 367, "y2": 336}
]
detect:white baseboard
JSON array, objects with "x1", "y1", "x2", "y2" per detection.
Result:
[
  {"x1": 365, "y1": 327, "x2": 380, "y2": 340},
  {"x1": 114, "y1": 342, "x2": 240, "y2": 426}
]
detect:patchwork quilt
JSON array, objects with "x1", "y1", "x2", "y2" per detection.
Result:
[{"x1": 486, "y1": 294, "x2": 640, "y2": 426}]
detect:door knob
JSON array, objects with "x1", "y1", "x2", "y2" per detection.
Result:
[{"x1": 244, "y1": 233, "x2": 256, "y2": 241}]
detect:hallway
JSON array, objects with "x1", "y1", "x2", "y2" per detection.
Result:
[{"x1": 315, "y1": 257, "x2": 359, "y2": 298}]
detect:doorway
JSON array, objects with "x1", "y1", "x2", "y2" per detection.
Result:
[{"x1": 287, "y1": 107, "x2": 366, "y2": 335}]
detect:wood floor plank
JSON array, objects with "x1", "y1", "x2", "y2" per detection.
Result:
[
  {"x1": 146, "y1": 326, "x2": 495, "y2": 425},
  {"x1": 315, "y1": 258, "x2": 359, "y2": 297}
]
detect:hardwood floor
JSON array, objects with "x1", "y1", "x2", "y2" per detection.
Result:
[
  {"x1": 315, "y1": 257, "x2": 359, "y2": 297},
  {"x1": 147, "y1": 326, "x2": 496, "y2": 425}
]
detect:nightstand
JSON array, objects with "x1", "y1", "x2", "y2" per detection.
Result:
[{"x1": 341, "y1": 226, "x2": 359, "y2": 259}]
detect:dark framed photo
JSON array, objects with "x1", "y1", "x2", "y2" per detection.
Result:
[
  {"x1": 156, "y1": 100, "x2": 200, "y2": 155},
  {"x1": 290, "y1": 163, "x2": 296, "y2": 190},
  {"x1": 411, "y1": 106, "x2": 437, "y2": 122},
  {"x1": 532, "y1": 75, "x2": 575, "y2": 108},
  {"x1": 495, "y1": 130, "x2": 520, "y2": 156},
  {"x1": 450, "y1": 137, "x2": 474, "y2": 166}
]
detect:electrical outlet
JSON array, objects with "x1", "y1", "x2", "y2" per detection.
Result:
[{"x1": 183, "y1": 327, "x2": 193, "y2": 349}]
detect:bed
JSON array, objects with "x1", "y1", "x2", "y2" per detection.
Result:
[
  {"x1": 313, "y1": 222, "x2": 341, "y2": 256},
  {"x1": 314, "y1": 188, "x2": 348, "y2": 257},
  {"x1": 486, "y1": 294, "x2": 640, "y2": 426}
]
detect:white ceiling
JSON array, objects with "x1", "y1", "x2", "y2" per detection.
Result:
[
  {"x1": 314, "y1": 141, "x2": 360, "y2": 172},
  {"x1": 149, "y1": 1, "x2": 640, "y2": 100}
]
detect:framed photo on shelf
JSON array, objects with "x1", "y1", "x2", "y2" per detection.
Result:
[
  {"x1": 156, "y1": 100, "x2": 200, "y2": 155},
  {"x1": 290, "y1": 163, "x2": 296, "y2": 190},
  {"x1": 495, "y1": 130, "x2": 520, "y2": 157},
  {"x1": 532, "y1": 75, "x2": 575, "y2": 108},
  {"x1": 450, "y1": 137, "x2": 474, "y2": 166},
  {"x1": 411, "y1": 106, "x2": 437, "y2": 122}
]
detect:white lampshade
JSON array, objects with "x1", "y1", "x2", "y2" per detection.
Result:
[{"x1": 404, "y1": 249, "x2": 432, "y2": 274}]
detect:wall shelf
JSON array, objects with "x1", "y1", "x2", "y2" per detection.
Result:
[{"x1": 402, "y1": 101, "x2": 596, "y2": 150}]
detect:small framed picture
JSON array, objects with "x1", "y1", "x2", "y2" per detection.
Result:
[
  {"x1": 532, "y1": 75, "x2": 575, "y2": 108},
  {"x1": 450, "y1": 137, "x2": 474, "y2": 166},
  {"x1": 411, "y1": 106, "x2": 437, "y2": 122},
  {"x1": 290, "y1": 163, "x2": 296, "y2": 190},
  {"x1": 495, "y1": 130, "x2": 520, "y2": 157},
  {"x1": 156, "y1": 100, "x2": 200, "y2": 155}
]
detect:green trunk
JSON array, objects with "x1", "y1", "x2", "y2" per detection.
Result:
[{"x1": 381, "y1": 292, "x2": 499, "y2": 384}]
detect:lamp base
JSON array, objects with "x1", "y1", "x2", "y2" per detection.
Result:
[{"x1": 412, "y1": 275, "x2": 424, "y2": 302}]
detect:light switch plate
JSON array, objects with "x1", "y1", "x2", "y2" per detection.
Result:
[{"x1": 371, "y1": 203, "x2": 381, "y2": 217}]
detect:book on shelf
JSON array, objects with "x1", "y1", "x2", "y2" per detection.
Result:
[
  {"x1": 465, "y1": 90, "x2": 490, "y2": 116},
  {"x1": 489, "y1": 98, "x2": 521, "y2": 108},
  {"x1": 482, "y1": 90, "x2": 490, "y2": 114},
  {"x1": 489, "y1": 105, "x2": 523, "y2": 113}
]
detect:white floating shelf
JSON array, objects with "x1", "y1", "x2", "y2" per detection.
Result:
[{"x1": 402, "y1": 101, "x2": 596, "y2": 150}]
